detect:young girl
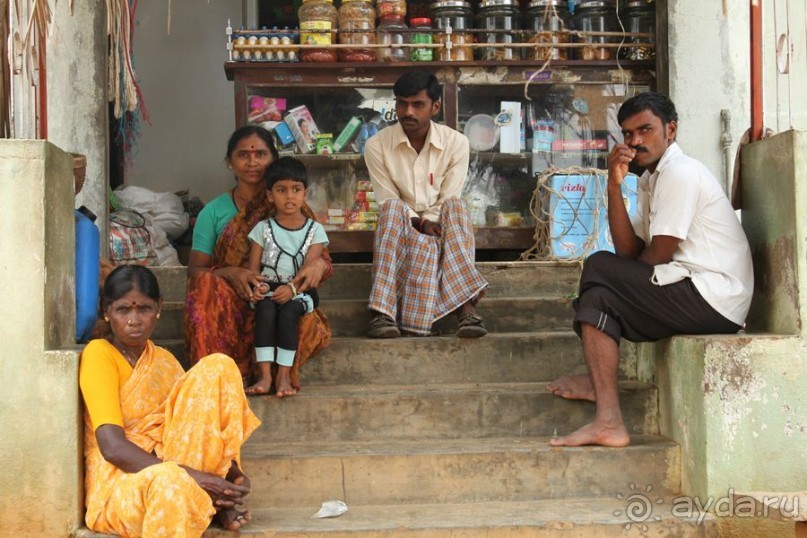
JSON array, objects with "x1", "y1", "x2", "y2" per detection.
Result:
[{"x1": 245, "y1": 157, "x2": 329, "y2": 397}]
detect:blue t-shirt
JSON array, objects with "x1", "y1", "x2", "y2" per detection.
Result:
[
  {"x1": 191, "y1": 192, "x2": 238, "y2": 256},
  {"x1": 248, "y1": 218, "x2": 329, "y2": 283}
]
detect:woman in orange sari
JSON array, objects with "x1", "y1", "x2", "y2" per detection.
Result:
[
  {"x1": 185, "y1": 126, "x2": 331, "y2": 393},
  {"x1": 79, "y1": 265, "x2": 261, "y2": 537}
]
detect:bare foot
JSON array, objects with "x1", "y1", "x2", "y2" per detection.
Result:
[
  {"x1": 215, "y1": 507, "x2": 251, "y2": 531},
  {"x1": 547, "y1": 374, "x2": 596, "y2": 402},
  {"x1": 245, "y1": 377, "x2": 272, "y2": 396},
  {"x1": 274, "y1": 366, "x2": 297, "y2": 399},
  {"x1": 549, "y1": 420, "x2": 630, "y2": 447}
]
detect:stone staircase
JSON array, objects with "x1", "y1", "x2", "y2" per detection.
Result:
[{"x1": 81, "y1": 262, "x2": 717, "y2": 537}]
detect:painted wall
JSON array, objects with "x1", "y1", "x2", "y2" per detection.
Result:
[
  {"x1": 126, "y1": 1, "x2": 242, "y2": 203},
  {"x1": 46, "y1": 1, "x2": 109, "y2": 247},
  {"x1": 0, "y1": 140, "x2": 82, "y2": 536},
  {"x1": 637, "y1": 131, "x2": 807, "y2": 537},
  {"x1": 666, "y1": 0, "x2": 751, "y2": 194}
]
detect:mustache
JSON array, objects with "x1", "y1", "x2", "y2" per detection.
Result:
[{"x1": 630, "y1": 146, "x2": 648, "y2": 153}]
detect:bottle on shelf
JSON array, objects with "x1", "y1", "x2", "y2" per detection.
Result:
[
  {"x1": 478, "y1": 0, "x2": 521, "y2": 61},
  {"x1": 571, "y1": 0, "x2": 619, "y2": 60},
  {"x1": 299, "y1": 0, "x2": 338, "y2": 62},
  {"x1": 431, "y1": 0, "x2": 474, "y2": 61},
  {"x1": 377, "y1": 15, "x2": 408, "y2": 62},
  {"x1": 410, "y1": 17, "x2": 434, "y2": 61},
  {"x1": 525, "y1": 0, "x2": 572, "y2": 61},
  {"x1": 338, "y1": 0, "x2": 377, "y2": 62},
  {"x1": 619, "y1": 0, "x2": 655, "y2": 61}
]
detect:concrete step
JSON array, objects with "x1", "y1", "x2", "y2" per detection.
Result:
[
  {"x1": 241, "y1": 436, "x2": 679, "y2": 508},
  {"x1": 149, "y1": 262, "x2": 582, "y2": 303},
  {"x1": 159, "y1": 333, "x2": 640, "y2": 383},
  {"x1": 154, "y1": 296, "x2": 573, "y2": 341},
  {"x1": 78, "y1": 497, "x2": 718, "y2": 537},
  {"x1": 247, "y1": 381, "x2": 658, "y2": 443}
]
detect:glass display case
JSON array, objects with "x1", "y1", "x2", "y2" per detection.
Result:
[{"x1": 225, "y1": 61, "x2": 654, "y2": 252}]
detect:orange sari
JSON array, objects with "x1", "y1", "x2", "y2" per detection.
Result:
[
  {"x1": 83, "y1": 341, "x2": 260, "y2": 538},
  {"x1": 184, "y1": 192, "x2": 332, "y2": 386}
]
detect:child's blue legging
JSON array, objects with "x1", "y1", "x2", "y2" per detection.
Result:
[{"x1": 254, "y1": 289, "x2": 319, "y2": 367}]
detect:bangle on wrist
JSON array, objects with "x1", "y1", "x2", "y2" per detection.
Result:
[{"x1": 288, "y1": 283, "x2": 298, "y2": 296}]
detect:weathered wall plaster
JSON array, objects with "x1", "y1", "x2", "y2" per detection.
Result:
[
  {"x1": 0, "y1": 140, "x2": 82, "y2": 536},
  {"x1": 46, "y1": 1, "x2": 109, "y2": 251}
]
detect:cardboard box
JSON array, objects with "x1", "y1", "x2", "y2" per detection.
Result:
[
  {"x1": 248, "y1": 96, "x2": 287, "y2": 123},
  {"x1": 498, "y1": 101, "x2": 522, "y2": 154},
  {"x1": 549, "y1": 174, "x2": 639, "y2": 259},
  {"x1": 284, "y1": 105, "x2": 320, "y2": 154}
]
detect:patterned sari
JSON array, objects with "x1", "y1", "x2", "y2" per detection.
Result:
[
  {"x1": 83, "y1": 341, "x2": 260, "y2": 538},
  {"x1": 184, "y1": 192, "x2": 332, "y2": 386}
]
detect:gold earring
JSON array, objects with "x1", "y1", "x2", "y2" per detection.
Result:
[
  {"x1": 156, "y1": 313, "x2": 161, "y2": 319},
  {"x1": 104, "y1": 316, "x2": 109, "y2": 322}
]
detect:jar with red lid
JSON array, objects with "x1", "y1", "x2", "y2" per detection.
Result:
[
  {"x1": 410, "y1": 17, "x2": 434, "y2": 61},
  {"x1": 338, "y1": 0, "x2": 377, "y2": 62},
  {"x1": 377, "y1": 15, "x2": 408, "y2": 62}
]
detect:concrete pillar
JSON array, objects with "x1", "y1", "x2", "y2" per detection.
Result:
[
  {"x1": 0, "y1": 140, "x2": 82, "y2": 536},
  {"x1": 666, "y1": 1, "x2": 750, "y2": 193},
  {"x1": 46, "y1": 1, "x2": 109, "y2": 252}
]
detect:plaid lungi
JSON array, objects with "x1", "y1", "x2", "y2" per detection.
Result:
[{"x1": 369, "y1": 198, "x2": 489, "y2": 335}]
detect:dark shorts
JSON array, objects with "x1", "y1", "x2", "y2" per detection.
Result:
[{"x1": 573, "y1": 251, "x2": 741, "y2": 343}]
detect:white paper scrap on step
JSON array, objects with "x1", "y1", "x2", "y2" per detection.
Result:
[{"x1": 312, "y1": 500, "x2": 348, "y2": 519}]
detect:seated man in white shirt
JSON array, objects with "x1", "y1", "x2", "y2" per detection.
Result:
[
  {"x1": 364, "y1": 70, "x2": 488, "y2": 339},
  {"x1": 547, "y1": 92, "x2": 753, "y2": 447}
]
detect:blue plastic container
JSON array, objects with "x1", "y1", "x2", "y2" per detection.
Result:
[{"x1": 76, "y1": 208, "x2": 100, "y2": 343}]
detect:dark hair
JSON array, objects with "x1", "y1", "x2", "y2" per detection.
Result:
[
  {"x1": 394, "y1": 70, "x2": 442, "y2": 103},
  {"x1": 617, "y1": 92, "x2": 679, "y2": 126},
  {"x1": 102, "y1": 265, "x2": 161, "y2": 310},
  {"x1": 265, "y1": 156, "x2": 308, "y2": 189},
  {"x1": 225, "y1": 125, "x2": 279, "y2": 162}
]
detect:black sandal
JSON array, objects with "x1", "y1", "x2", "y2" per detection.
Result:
[{"x1": 457, "y1": 312, "x2": 488, "y2": 338}]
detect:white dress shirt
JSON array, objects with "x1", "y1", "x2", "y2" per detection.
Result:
[
  {"x1": 364, "y1": 121, "x2": 470, "y2": 223},
  {"x1": 630, "y1": 142, "x2": 754, "y2": 325}
]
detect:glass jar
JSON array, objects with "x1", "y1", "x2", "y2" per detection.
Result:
[
  {"x1": 377, "y1": 0, "x2": 406, "y2": 20},
  {"x1": 338, "y1": 0, "x2": 377, "y2": 62},
  {"x1": 431, "y1": 0, "x2": 474, "y2": 61},
  {"x1": 477, "y1": 0, "x2": 521, "y2": 61},
  {"x1": 410, "y1": 17, "x2": 434, "y2": 61},
  {"x1": 571, "y1": 0, "x2": 619, "y2": 60},
  {"x1": 619, "y1": 0, "x2": 655, "y2": 61},
  {"x1": 377, "y1": 15, "x2": 408, "y2": 62},
  {"x1": 525, "y1": 0, "x2": 571, "y2": 61},
  {"x1": 299, "y1": 0, "x2": 338, "y2": 62}
]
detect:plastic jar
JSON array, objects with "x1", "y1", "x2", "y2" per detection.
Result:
[
  {"x1": 338, "y1": 0, "x2": 377, "y2": 62},
  {"x1": 525, "y1": 0, "x2": 571, "y2": 61},
  {"x1": 377, "y1": 15, "x2": 408, "y2": 62},
  {"x1": 377, "y1": 0, "x2": 406, "y2": 20},
  {"x1": 410, "y1": 17, "x2": 434, "y2": 61},
  {"x1": 299, "y1": 0, "x2": 338, "y2": 62},
  {"x1": 619, "y1": 0, "x2": 655, "y2": 61},
  {"x1": 571, "y1": 0, "x2": 619, "y2": 60},
  {"x1": 431, "y1": 0, "x2": 474, "y2": 61},
  {"x1": 478, "y1": 0, "x2": 521, "y2": 61}
]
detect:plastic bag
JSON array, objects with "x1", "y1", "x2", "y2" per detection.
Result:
[
  {"x1": 114, "y1": 185, "x2": 190, "y2": 240},
  {"x1": 311, "y1": 500, "x2": 348, "y2": 519}
]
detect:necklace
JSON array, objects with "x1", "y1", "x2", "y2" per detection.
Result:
[{"x1": 114, "y1": 344, "x2": 141, "y2": 368}]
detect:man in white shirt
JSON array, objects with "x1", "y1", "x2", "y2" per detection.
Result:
[
  {"x1": 547, "y1": 92, "x2": 753, "y2": 447},
  {"x1": 364, "y1": 70, "x2": 488, "y2": 338}
]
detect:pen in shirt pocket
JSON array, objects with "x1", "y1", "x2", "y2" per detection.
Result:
[{"x1": 430, "y1": 172, "x2": 434, "y2": 186}]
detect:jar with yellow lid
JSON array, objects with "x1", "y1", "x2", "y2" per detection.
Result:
[
  {"x1": 338, "y1": 0, "x2": 377, "y2": 62},
  {"x1": 299, "y1": 0, "x2": 338, "y2": 62}
]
